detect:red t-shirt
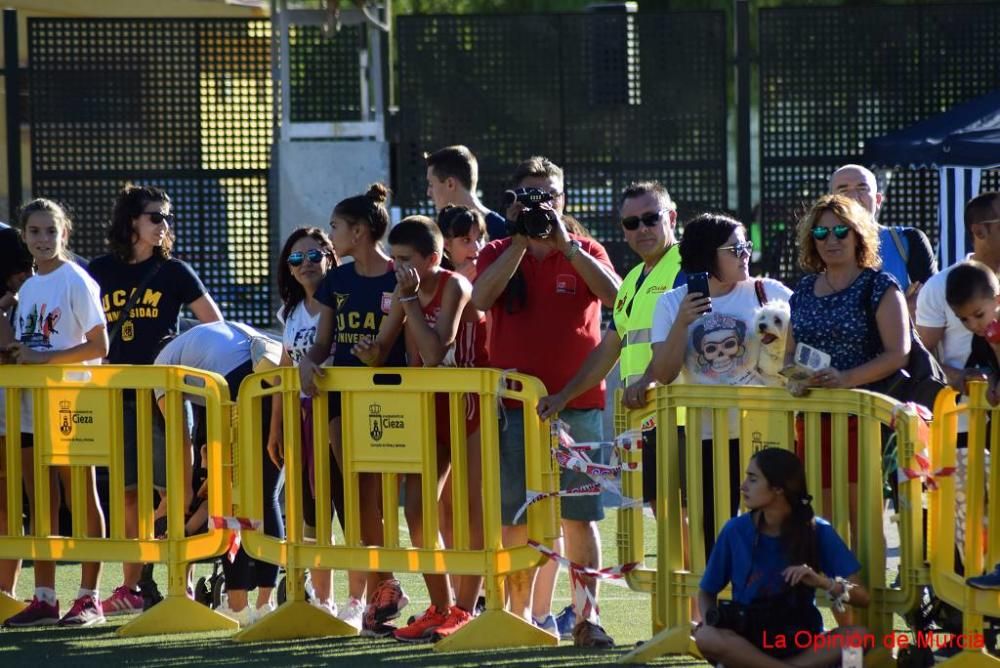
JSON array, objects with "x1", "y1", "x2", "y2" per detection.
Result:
[
  {"x1": 414, "y1": 269, "x2": 488, "y2": 368},
  {"x1": 476, "y1": 235, "x2": 613, "y2": 409}
]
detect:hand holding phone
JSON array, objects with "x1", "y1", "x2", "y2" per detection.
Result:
[{"x1": 686, "y1": 272, "x2": 712, "y2": 314}]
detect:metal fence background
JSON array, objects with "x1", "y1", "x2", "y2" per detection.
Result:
[
  {"x1": 29, "y1": 18, "x2": 274, "y2": 326},
  {"x1": 395, "y1": 11, "x2": 728, "y2": 275},
  {"x1": 759, "y1": 4, "x2": 1000, "y2": 282}
]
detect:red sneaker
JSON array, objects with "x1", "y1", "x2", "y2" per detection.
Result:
[
  {"x1": 58, "y1": 595, "x2": 106, "y2": 627},
  {"x1": 432, "y1": 606, "x2": 474, "y2": 641},
  {"x1": 393, "y1": 605, "x2": 450, "y2": 643},
  {"x1": 101, "y1": 585, "x2": 143, "y2": 616}
]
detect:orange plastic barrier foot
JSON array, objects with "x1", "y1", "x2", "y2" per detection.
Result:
[
  {"x1": 231, "y1": 600, "x2": 358, "y2": 642},
  {"x1": 0, "y1": 591, "x2": 26, "y2": 621},
  {"x1": 116, "y1": 596, "x2": 238, "y2": 637},
  {"x1": 619, "y1": 625, "x2": 695, "y2": 664},
  {"x1": 433, "y1": 609, "x2": 559, "y2": 652}
]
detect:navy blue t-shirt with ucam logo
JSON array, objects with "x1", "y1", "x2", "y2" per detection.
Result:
[{"x1": 315, "y1": 261, "x2": 406, "y2": 367}]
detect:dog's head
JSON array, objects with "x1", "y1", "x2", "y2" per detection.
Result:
[{"x1": 753, "y1": 300, "x2": 791, "y2": 346}]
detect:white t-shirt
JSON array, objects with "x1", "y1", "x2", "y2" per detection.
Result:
[
  {"x1": 0, "y1": 308, "x2": 31, "y2": 437},
  {"x1": 651, "y1": 278, "x2": 792, "y2": 437},
  {"x1": 10, "y1": 261, "x2": 106, "y2": 433},
  {"x1": 278, "y1": 302, "x2": 321, "y2": 366},
  {"x1": 916, "y1": 257, "x2": 975, "y2": 432}
]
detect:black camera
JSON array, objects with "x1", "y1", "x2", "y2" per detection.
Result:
[
  {"x1": 704, "y1": 600, "x2": 748, "y2": 634},
  {"x1": 503, "y1": 187, "x2": 559, "y2": 238}
]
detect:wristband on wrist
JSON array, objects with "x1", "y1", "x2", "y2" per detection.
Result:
[
  {"x1": 564, "y1": 239, "x2": 582, "y2": 260},
  {"x1": 399, "y1": 294, "x2": 419, "y2": 303}
]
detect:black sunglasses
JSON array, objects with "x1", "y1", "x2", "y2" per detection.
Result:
[
  {"x1": 811, "y1": 224, "x2": 851, "y2": 241},
  {"x1": 287, "y1": 249, "x2": 329, "y2": 267},
  {"x1": 621, "y1": 209, "x2": 665, "y2": 231},
  {"x1": 144, "y1": 211, "x2": 175, "y2": 226}
]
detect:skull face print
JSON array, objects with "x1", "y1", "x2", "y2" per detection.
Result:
[{"x1": 693, "y1": 314, "x2": 747, "y2": 376}]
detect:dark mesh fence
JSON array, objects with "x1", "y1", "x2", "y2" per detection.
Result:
[
  {"x1": 288, "y1": 24, "x2": 363, "y2": 123},
  {"x1": 29, "y1": 18, "x2": 274, "y2": 326},
  {"x1": 396, "y1": 12, "x2": 728, "y2": 274},
  {"x1": 760, "y1": 4, "x2": 1000, "y2": 282}
]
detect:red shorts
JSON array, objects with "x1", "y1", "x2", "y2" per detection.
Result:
[
  {"x1": 434, "y1": 392, "x2": 480, "y2": 447},
  {"x1": 794, "y1": 414, "x2": 859, "y2": 487}
]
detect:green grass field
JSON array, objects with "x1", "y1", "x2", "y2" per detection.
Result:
[{"x1": 1, "y1": 508, "x2": 707, "y2": 667}]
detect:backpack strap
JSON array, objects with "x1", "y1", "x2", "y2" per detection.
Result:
[
  {"x1": 107, "y1": 259, "x2": 165, "y2": 348},
  {"x1": 754, "y1": 279, "x2": 768, "y2": 307}
]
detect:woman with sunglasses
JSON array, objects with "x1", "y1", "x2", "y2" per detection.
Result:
[
  {"x1": 785, "y1": 195, "x2": 909, "y2": 548},
  {"x1": 651, "y1": 213, "x2": 792, "y2": 555},
  {"x1": 87, "y1": 184, "x2": 222, "y2": 617}
]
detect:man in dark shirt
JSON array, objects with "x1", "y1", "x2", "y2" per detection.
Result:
[{"x1": 425, "y1": 145, "x2": 507, "y2": 241}]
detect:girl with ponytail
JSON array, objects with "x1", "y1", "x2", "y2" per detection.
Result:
[{"x1": 694, "y1": 448, "x2": 871, "y2": 667}]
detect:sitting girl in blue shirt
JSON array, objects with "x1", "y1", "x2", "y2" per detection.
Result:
[{"x1": 694, "y1": 448, "x2": 870, "y2": 667}]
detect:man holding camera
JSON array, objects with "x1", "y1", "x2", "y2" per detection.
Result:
[{"x1": 472, "y1": 156, "x2": 620, "y2": 648}]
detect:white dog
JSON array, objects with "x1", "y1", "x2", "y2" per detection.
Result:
[{"x1": 753, "y1": 300, "x2": 791, "y2": 386}]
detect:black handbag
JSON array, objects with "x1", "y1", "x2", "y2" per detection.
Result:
[{"x1": 861, "y1": 274, "x2": 947, "y2": 409}]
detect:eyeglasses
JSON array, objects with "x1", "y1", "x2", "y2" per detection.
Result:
[
  {"x1": 621, "y1": 209, "x2": 665, "y2": 231},
  {"x1": 143, "y1": 211, "x2": 174, "y2": 226},
  {"x1": 811, "y1": 225, "x2": 851, "y2": 241},
  {"x1": 288, "y1": 249, "x2": 329, "y2": 267},
  {"x1": 718, "y1": 240, "x2": 754, "y2": 257}
]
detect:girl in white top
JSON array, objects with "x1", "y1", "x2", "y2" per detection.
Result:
[
  {"x1": 265, "y1": 227, "x2": 367, "y2": 626},
  {"x1": 1, "y1": 199, "x2": 109, "y2": 627}
]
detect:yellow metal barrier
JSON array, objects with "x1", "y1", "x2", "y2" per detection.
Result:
[
  {"x1": 234, "y1": 367, "x2": 561, "y2": 650},
  {"x1": 929, "y1": 383, "x2": 1000, "y2": 667},
  {"x1": 615, "y1": 384, "x2": 928, "y2": 665},
  {"x1": 0, "y1": 364, "x2": 238, "y2": 635}
]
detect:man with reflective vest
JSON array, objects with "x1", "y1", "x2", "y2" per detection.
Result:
[{"x1": 538, "y1": 181, "x2": 682, "y2": 507}]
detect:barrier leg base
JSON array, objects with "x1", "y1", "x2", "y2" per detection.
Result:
[
  {"x1": 232, "y1": 600, "x2": 358, "y2": 642},
  {"x1": 434, "y1": 609, "x2": 558, "y2": 652},
  {"x1": 929, "y1": 649, "x2": 1000, "y2": 668},
  {"x1": 619, "y1": 625, "x2": 694, "y2": 664},
  {"x1": 0, "y1": 591, "x2": 26, "y2": 621},
  {"x1": 117, "y1": 596, "x2": 238, "y2": 636}
]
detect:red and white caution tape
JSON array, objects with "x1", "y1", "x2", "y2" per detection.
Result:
[
  {"x1": 513, "y1": 484, "x2": 604, "y2": 523},
  {"x1": 211, "y1": 515, "x2": 262, "y2": 563},
  {"x1": 528, "y1": 539, "x2": 639, "y2": 583},
  {"x1": 896, "y1": 449, "x2": 956, "y2": 491}
]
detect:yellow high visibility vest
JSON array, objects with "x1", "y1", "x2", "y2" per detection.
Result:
[{"x1": 612, "y1": 245, "x2": 681, "y2": 386}]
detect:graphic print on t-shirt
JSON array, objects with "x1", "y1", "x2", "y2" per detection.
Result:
[
  {"x1": 19, "y1": 303, "x2": 61, "y2": 348},
  {"x1": 690, "y1": 312, "x2": 753, "y2": 382},
  {"x1": 102, "y1": 286, "x2": 164, "y2": 342}
]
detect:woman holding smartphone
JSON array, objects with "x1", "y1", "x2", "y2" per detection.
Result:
[{"x1": 650, "y1": 213, "x2": 792, "y2": 554}]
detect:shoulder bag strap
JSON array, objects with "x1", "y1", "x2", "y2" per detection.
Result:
[
  {"x1": 887, "y1": 226, "x2": 909, "y2": 264},
  {"x1": 107, "y1": 260, "x2": 165, "y2": 347},
  {"x1": 754, "y1": 279, "x2": 768, "y2": 307}
]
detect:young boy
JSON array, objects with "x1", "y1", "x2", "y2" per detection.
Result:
[
  {"x1": 945, "y1": 260, "x2": 1000, "y2": 404},
  {"x1": 944, "y1": 259, "x2": 997, "y2": 585},
  {"x1": 353, "y1": 216, "x2": 487, "y2": 641}
]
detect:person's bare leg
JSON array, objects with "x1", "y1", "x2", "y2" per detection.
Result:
[
  {"x1": 32, "y1": 468, "x2": 62, "y2": 590},
  {"x1": 563, "y1": 519, "x2": 600, "y2": 623},
  {"x1": 0, "y1": 439, "x2": 22, "y2": 594},
  {"x1": 122, "y1": 489, "x2": 143, "y2": 589},
  {"x1": 502, "y1": 524, "x2": 535, "y2": 620},
  {"x1": 455, "y1": 432, "x2": 484, "y2": 612},
  {"x1": 404, "y1": 474, "x2": 451, "y2": 610}
]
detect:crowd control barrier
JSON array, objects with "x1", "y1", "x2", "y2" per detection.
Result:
[
  {"x1": 615, "y1": 384, "x2": 928, "y2": 665},
  {"x1": 929, "y1": 383, "x2": 1000, "y2": 667},
  {"x1": 233, "y1": 367, "x2": 560, "y2": 650},
  {"x1": 0, "y1": 364, "x2": 238, "y2": 635}
]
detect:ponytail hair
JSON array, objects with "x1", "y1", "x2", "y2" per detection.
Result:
[
  {"x1": 332, "y1": 182, "x2": 391, "y2": 241},
  {"x1": 751, "y1": 448, "x2": 819, "y2": 570}
]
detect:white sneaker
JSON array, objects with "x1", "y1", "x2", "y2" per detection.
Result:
[
  {"x1": 309, "y1": 597, "x2": 338, "y2": 617},
  {"x1": 253, "y1": 601, "x2": 276, "y2": 622},
  {"x1": 216, "y1": 602, "x2": 256, "y2": 628},
  {"x1": 337, "y1": 596, "x2": 364, "y2": 630}
]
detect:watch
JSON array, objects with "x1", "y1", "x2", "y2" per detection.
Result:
[{"x1": 564, "y1": 239, "x2": 582, "y2": 260}]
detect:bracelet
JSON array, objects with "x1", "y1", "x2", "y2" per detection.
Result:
[
  {"x1": 399, "y1": 294, "x2": 419, "y2": 303},
  {"x1": 825, "y1": 576, "x2": 853, "y2": 612}
]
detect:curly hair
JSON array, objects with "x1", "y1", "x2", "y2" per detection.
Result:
[
  {"x1": 797, "y1": 194, "x2": 880, "y2": 274},
  {"x1": 107, "y1": 184, "x2": 173, "y2": 262},
  {"x1": 277, "y1": 227, "x2": 335, "y2": 322}
]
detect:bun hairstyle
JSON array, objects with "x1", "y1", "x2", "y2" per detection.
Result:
[
  {"x1": 333, "y1": 182, "x2": 391, "y2": 241},
  {"x1": 751, "y1": 448, "x2": 819, "y2": 570}
]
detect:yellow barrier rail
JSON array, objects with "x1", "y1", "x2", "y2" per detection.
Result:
[
  {"x1": 234, "y1": 367, "x2": 561, "y2": 650},
  {"x1": 615, "y1": 384, "x2": 928, "y2": 665},
  {"x1": 929, "y1": 383, "x2": 1000, "y2": 667},
  {"x1": 0, "y1": 364, "x2": 237, "y2": 635}
]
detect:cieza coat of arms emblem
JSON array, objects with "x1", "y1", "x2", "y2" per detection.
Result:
[
  {"x1": 369, "y1": 403, "x2": 383, "y2": 441},
  {"x1": 59, "y1": 400, "x2": 73, "y2": 436}
]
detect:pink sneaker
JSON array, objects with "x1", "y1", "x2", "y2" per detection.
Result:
[
  {"x1": 59, "y1": 595, "x2": 106, "y2": 627},
  {"x1": 101, "y1": 585, "x2": 143, "y2": 616},
  {"x1": 3, "y1": 597, "x2": 59, "y2": 627}
]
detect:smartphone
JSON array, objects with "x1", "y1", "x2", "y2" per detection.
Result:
[{"x1": 686, "y1": 272, "x2": 711, "y2": 312}]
